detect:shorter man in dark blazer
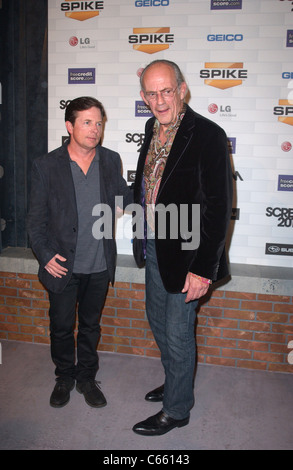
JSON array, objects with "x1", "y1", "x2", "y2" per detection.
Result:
[
  {"x1": 132, "y1": 61, "x2": 233, "y2": 435},
  {"x1": 27, "y1": 97, "x2": 132, "y2": 408}
]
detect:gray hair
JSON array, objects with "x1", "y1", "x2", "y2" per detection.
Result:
[{"x1": 140, "y1": 60, "x2": 186, "y2": 92}]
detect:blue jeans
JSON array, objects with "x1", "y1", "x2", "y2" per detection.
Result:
[{"x1": 145, "y1": 239, "x2": 198, "y2": 420}]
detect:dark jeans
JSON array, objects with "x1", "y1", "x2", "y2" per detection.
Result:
[
  {"x1": 145, "y1": 239, "x2": 198, "y2": 420},
  {"x1": 48, "y1": 271, "x2": 109, "y2": 383}
]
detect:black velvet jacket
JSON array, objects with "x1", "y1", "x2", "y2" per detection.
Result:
[{"x1": 133, "y1": 104, "x2": 233, "y2": 293}]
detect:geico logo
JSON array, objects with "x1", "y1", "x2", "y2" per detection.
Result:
[
  {"x1": 282, "y1": 72, "x2": 293, "y2": 79},
  {"x1": 207, "y1": 34, "x2": 243, "y2": 41},
  {"x1": 200, "y1": 69, "x2": 247, "y2": 79},
  {"x1": 135, "y1": 0, "x2": 169, "y2": 5},
  {"x1": 61, "y1": 1, "x2": 104, "y2": 11}
]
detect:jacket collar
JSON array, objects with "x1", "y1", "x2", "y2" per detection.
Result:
[{"x1": 156, "y1": 104, "x2": 197, "y2": 200}]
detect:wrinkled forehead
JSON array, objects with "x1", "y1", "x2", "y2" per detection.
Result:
[{"x1": 142, "y1": 64, "x2": 177, "y2": 90}]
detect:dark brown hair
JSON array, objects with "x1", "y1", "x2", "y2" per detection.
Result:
[{"x1": 65, "y1": 96, "x2": 106, "y2": 124}]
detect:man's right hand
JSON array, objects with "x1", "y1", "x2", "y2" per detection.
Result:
[{"x1": 45, "y1": 254, "x2": 68, "y2": 278}]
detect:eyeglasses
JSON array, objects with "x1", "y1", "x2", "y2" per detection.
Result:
[{"x1": 144, "y1": 86, "x2": 178, "y2": 102}]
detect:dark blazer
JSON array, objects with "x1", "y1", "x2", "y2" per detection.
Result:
[
  {"x1": 133, "y1": 104, "x2": 233, "y2": 293},
  {"x1": 27, "y1": 142, "x2": 132, "y2": 294}
]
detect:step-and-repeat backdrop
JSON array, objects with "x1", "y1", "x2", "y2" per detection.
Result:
[{"x1": 48, "y1": 0, "x2": 293, "y2": 267}]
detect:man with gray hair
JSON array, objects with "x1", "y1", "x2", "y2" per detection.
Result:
[{"x1": 132, "y1": 60, "x2": 233, "y2": 436}]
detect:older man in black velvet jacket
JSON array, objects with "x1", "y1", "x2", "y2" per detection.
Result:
[
  {"x1": 132, "y1": 60, "x2": 233, "y2": 436},
  {"x1": 27, "y1": 96, "x2": 132, "y2": 409}
]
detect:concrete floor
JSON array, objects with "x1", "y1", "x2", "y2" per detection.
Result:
[{"x1": 0, "y1": 340, "x2": 293, "y2": 451}]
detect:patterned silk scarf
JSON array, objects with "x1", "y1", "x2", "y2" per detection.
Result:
[{"x1": 144, "y1": 104, "x2": 186, "y2": 232}]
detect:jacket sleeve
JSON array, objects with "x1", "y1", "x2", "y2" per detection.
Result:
[
  {"x1": 188, "y1": 125, "x2": 233, "y2": 281},
  {"x1": 26, "y1": 160, "x2": 56, "y2": 268},
  {"x1": 116, "y1": 154, "x2": 134, "y2": 209}
]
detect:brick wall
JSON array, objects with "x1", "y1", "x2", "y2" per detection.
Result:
[{"x1": 0, "y1": 270, "x2": 292, "y2": 373}]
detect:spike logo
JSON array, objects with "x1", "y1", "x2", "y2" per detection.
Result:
[
  {"x1": 274, "y1": 100, "x2": 293, "y2": 126},
  {"x1": 60, "y1": 1, "x2": 104, "y2": 21},
  {"x1": 200, "y1": 63, "x2": 247, "y2": 89},
  {"x1": 129, "y1": 27, "x2": 174, "y2": 54}
]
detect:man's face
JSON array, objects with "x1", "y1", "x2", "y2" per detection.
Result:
[
  {"x1": 140, "y1": 63, "x2": 187, "y2": 131},
  {"x1": 65, "y1": 107, "x2": 103, "y2": 151}
]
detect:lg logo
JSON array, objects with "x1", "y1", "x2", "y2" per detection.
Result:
[{"x1": 69, "y1": 36, "x2": 91, "y2": 46}]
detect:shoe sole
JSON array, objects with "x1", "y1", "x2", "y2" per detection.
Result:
[
  {"x1": 133, "y1": 417, "x2": 189, "y2": 436},
  {"x1": 145, "y1": 396, "x2": 163, "y2": 402},
  {"x1": 145, "y1": 386, "x2": 164, "y2": 402},
  {"x1": 76, "y1": 384, "x2": 107, "y2": 408},
  {"x1": 50, "y1": 383, "x2": 75, "y2": 408},
  {"x1": 50, "y1": 398, "x2": 70, "y2": 408}
]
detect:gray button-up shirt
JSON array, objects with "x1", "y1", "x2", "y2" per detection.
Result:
[{"x1": 70, "y1": 148, "x2": 107, "y2": 274}]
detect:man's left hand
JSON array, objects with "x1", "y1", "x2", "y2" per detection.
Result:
[{"x1": 181, "y1": 272, "x2": 209, "y2": 303}]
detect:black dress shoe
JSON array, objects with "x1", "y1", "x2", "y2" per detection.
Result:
[
  {"x1": 50, "y1": 378, "x2": 75, "y2": 408},
  {"x1": 76, "y1": 380, "x2": 107, "y2": 408},
  {"x1": 145, "y1": 384, "x2": 164, "y2": 402},
  {"x1": 132, "y1": 410, "x2": 189, "y2": 436}
]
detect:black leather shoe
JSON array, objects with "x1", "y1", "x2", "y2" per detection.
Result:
[
  {"x1": 132, "y1": 410, "x2": 189, "y2": 436},
  {"x1": 145, "y1": 384, "x2": 164, "y2": 402},
  {"x1": 76, "y1": 380, "x2": 107, "y2": 408},
  {"x1": 50, "y1": 378, "x2": 75, "y2": 408}
]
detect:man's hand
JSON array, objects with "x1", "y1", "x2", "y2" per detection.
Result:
[
  {"x1": 116, "y1": 206, "x2": 124, "y2": 217},
  {"x1": 182, "y1": 272, "x2": 210, "y2": 303},
  {"x1": 45, "y1": 254, "x2": 68, "y2": 278}
]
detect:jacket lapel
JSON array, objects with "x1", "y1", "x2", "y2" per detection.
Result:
[
  {"x1": 57, "y1": 144, "x2": 78, "y2": 215},
  {"x1": 98, "y1": 147, "x2": 108, "y2": 205},
  {"x1": 134, "y1": 119, "x2": 154, "y2": 201},
  {"x1": 156, "y1": 106, "x2": 197, "y2": 201}
]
